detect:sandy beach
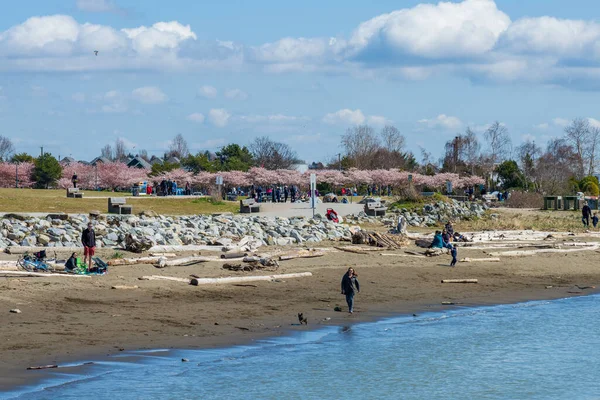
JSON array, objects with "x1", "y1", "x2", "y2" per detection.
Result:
[{"x1": 2, "y1": 232, "x2": 600, "y2": 391}]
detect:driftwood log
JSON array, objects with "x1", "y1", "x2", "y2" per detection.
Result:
[
  {"x1": 190, "y1": 272, "x2": 313, "y2": 286},
  {"x1": 155, "y1": 256, "x2": 211, "y2": 268},
  {"x1": 0, "y1": 270, "x2": 90, "y2": 278},
  {"x1": 461, "y1": 257, "x2": 501, "y2": 263},
  {"x1": 441, "y1": 279, "x2": 478, "y2": 284},
  {"x1": 279, "y1": 249, "x2": 324, "y2": 261}
]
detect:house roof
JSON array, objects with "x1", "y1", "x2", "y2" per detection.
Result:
[
  {"x1": 59, "y1": 156, "x2": 75, "y2": 165},
  {"x1": 90, "y1": 156, "x2": 111, "y2": 165},
  {"x1": 127, "y1": 156, "x2": 152, "y2": 169}
]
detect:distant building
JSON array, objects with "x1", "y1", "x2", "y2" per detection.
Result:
[
  {"x1": 149, "y1": 155, "x2": 163, "y2": 165},
  {"x1": 166, "y1": 156, "x2": 181, "y2": 164},
  {"x1": 127, "y1": 156, "x2": 152, "y2": 169},
  {"x1": 59, "y1": 156, "x2": 75, "y2": 165},
  {"x1": 90, "y1": 156, "x2": 111, "y2": 166}
]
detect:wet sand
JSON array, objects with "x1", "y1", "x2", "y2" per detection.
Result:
[{"x1": 2, "y1": 240, "x2": 600, "y2": 391}]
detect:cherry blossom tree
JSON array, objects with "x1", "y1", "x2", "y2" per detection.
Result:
[{"x1": 0, "y1": 162, "x2": 34, "y2": 188}]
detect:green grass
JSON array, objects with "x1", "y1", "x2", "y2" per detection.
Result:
[{"x1": 0, "y1": 188, "x2": 239, "y2": 215}]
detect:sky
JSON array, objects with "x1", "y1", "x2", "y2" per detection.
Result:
[{"x1": 1, "y1": 0, "x2": 600, "y2": 164}]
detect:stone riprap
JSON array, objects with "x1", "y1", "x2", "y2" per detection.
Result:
[
  {"x1": 0, "y1": 213, "x2": 354, "y2": 250},
  {"x1": 348, "y1": 200, "x2": 488, "y2": 227}
]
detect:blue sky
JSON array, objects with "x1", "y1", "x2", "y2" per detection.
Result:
[{"x1": 1, "y1": 0, "x2": 600, "y2": 164}]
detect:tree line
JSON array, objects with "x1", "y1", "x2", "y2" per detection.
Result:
[{"x1": 1, "y1": 118, "x2": 599, "y2": 194}]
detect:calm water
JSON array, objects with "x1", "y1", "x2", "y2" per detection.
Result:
[{"x1": 5, "y1": 295, "x2": 600, "y2": 400}]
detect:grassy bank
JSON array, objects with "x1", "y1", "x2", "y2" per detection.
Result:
[{"x1": 0, "y1": 189, "x2": 239, "y2": 215}]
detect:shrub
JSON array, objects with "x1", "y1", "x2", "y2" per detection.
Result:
[{"x1": 505, "y1": 191, "x2": 543, "y2": 208}]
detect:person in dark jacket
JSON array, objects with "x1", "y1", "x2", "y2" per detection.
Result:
[
  {"x1": 582, "y1": 202, "x2": 592, "y2": 227},
  {"x1": 341, "y1": 267, "x2": 360, "y2": 313},
  {"x1": 450, "y1": 246, "x2": 458, "y2": 267},
  {"x1": 81, "y1": 222, "x2": 96, "y2": 271},
  {"x1": 65, "y1": 252, "x2": 78, "y2": 272}
]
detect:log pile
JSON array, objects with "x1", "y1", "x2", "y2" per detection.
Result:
[
  {"x1": 223, "y1": 257, "x2": 279, "y2": 272},
  {"x1": 352, "y1": 230, "x2": 409, "y2": 249}
]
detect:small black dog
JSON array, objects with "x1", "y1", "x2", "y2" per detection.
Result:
[{"x1": 298, "y1": 313, "x2": 308, "y2": 325}]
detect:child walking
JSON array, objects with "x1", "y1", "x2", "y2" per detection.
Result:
[
  {"x1": 450, "y1": 245, "x2": 457, "y2": 267},
  {"x1": 593, "y1": 212, "x2": 599, "y2": 228}
]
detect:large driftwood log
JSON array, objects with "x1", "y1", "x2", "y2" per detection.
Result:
[
  {"x1": 139, "y1": 275, "x2": 191, "y2": 283},
  {"x1": 461, "y1": 257, "x2": 501, "y2": 263},
  {"x1": 6, "y1": 246, "x2": 86, "y2": 255},
  {"x1": 0, "y1": 270, "x2": 90, "y2": 278},
  {"x1": 279, "y1": 250, "x2": 324, "y2": 261},
  {"x1": 190, "y1": 272, "x2": 313, "y2": 286},
  {"x1": 487, "y1": 245, "x2": 599, "y2": 257},
  {"x1": 108, "y1": 256, "x2": 163, "y2": 266},
  {"x1": 441, "y1": 279, "x2": 478, "y2": 283},
  {"x1": 154, "y1": 256, "x2": 212, "y2": 268}
]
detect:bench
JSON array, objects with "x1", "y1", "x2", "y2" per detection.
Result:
[
  {"x1": 240, "y1": 198, "x2": 261, "y2": 213},
  {"x1": 66, "y1": 188, "x2": 83, "y2": 198},
  {"x1": 108, "y1": 197, "x2": 133, "y2": 215},
  {"x1": 364, "y1": 200, "x2": 387, "y2": 217}
]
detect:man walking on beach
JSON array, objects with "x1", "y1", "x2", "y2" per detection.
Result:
[
  {"x1": 582, "y1": 202, "x2": 592, "y2": 227},
  {"x1": 81, "y1": 222, "x2": 96, "y2": 271},
  {"x1": 341, "y1": 267, "x2": 360, "y2": 313}
]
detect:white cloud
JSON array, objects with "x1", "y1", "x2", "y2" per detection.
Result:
[
  {"x1": 122, "y1": 21, "x2": 197, "y2": 54},
  {"x1": 367, "y1": 115, "x2": 392, "y2": 126},
  {"x1": 131, "y1": 86, "x2": 167, "y2": 104},
  {"x1": 418, "y1": 114, "x2": 463, "y2": 130},
  {"x1": 208, "y1": 108, "x2": 230, "y2": 127},
  {"x1": 198, "y1": 85, "x2": 218, "y2": 99},
  {"x1": 552, "y1": 118, "x2": 570, "y2": 128},
  {"x1": 187, "y1": 112, "x2": 205, "y2": 123},
  {"x1": 500, "y1": 16, "x2": 600, "y2": 58},
  {"x1": 347, "y1": 0, "x2": 511, "y2": 59},
  {"x1": 588, "y1": 118, "x2": 600, "y2": 129},
  {"x1": 239, "y1": 114, "x2": 306, "y2": 123},
  {"x1": 101, "y1": 103, "x2": 127, "y2": 113},
  {"x1": 224, "y1": 88, "x2": 248, "y2": 100},
  {"x1": 534, "y1": 123, "x2": 549, "y2": 130},
  {"x1": 323, "y1": 109, "x2": 366, "y2": 125},
  {"x1": 76, "y1": 0, "x2": 121, "y2": 13}
]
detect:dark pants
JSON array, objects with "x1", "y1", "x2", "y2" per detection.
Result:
[
  {"x1": 451, "y1": 255, "x2": 457, "y2": 266},
  {"x1": 345, "y1": 292, "x2": 355, "y2": 312},
  {"x1": 583, "y1": 216, "x2": 590, "y2": 227}
]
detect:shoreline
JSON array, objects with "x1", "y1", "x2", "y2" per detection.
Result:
[
  {"x1": 3, "y1": 234, "x2": 600, "y2": 394},
  {"x1": 3, "y1": 285, "x2": 598, "y2": 396}
]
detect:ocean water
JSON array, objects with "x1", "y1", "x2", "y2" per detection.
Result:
[{"x1": 5, "y1": 295, "x2": 600, "y2": 400}]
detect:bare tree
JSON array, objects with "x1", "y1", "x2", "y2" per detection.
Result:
[
  {"x1": 138, "y1": 149, "x2": 149, "y2": 161},
  {"x1": 590, "y1": 127, "x2": 600, "y2": 175},
  {"x1": 0, "y1": 136, "x2": 14, "y2": 162},
  {"x1": 249, "y1": 136, "x2": 298, "y2": 170},
  {"x1": 484, "y1": 121, "x2": 512, "y2": 165},
  {"x1": 463, "y1": 127, "x2": 480, "y2": 174},
  {"x1": 517, "y1": 140, "x2": 541, "y2": 189},
  {"x1": 341, "y1": 125, "x2": 380, "y2": 169},
  {"x1": 114, "y1": 139, "x2": 127, "y2": 162},
  {"x1": 380, "y1": 125, "x2": 405, "y2": 153},
  {"x1": 564, "y1": 118, "x2": 590, "y2": 178},
  {"x1": 100, "y1": 144, "x2": 114, "y2": 160},
  {"x1": 168, "y1": 134, "x2": 190, "y2": 159},
  {"x1": 537, "y1": 138, "x2": 580, "y2": 194}
]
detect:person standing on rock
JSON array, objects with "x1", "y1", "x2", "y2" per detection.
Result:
[
  {"x1": 71, "y1": 173, "x2": 78, "y2": 188},
  {"x1": 341, "y1": 267, "x2": 360, "y2": 314},
  {"x1": 81, "y1": 222, "x2": 96, "y2": 271}
]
